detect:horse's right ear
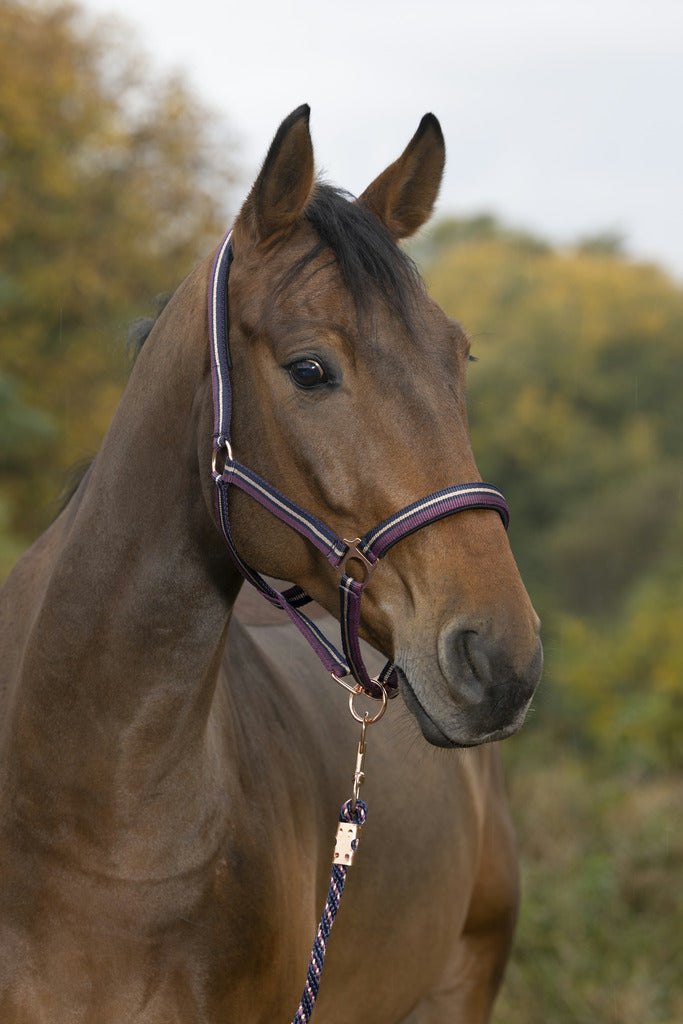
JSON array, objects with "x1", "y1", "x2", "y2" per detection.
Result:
[
  {"x1": 233, "y1": 105, "x2": 315, "y2": 249},
  {"x1": 358, "y1": 114, "x2": 445, "y2": 239}
]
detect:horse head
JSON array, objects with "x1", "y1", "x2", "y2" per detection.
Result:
[{"x1": 214, "y1": 105, "x2": 542, "y2": 748}]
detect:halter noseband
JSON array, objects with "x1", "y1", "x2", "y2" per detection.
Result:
[{"x1": 209, "y1": 231, "x2": 510, "y2": 701}]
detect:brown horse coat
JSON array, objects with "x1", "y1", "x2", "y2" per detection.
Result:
[{"x1": 0, "y1": 106, "x2": 541, "y2": 1022}]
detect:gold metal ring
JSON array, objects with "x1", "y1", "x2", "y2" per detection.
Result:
[
  {"x1": 212, "y1": 440, "x2": 234, "y2": 476},
  {"x1": 348, "y1": 681, "x2": 388, "y2": 725}
]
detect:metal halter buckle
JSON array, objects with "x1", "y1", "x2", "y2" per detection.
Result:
[
  {"x1": 211, "y1": 439, "x2": 234, "y2": 477},
  {"x1": 338, "y1": 538, "x2": 376, "y2": 584}
]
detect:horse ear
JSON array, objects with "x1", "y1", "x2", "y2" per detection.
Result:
[
  {"x1": 358, "y1": 114, "x2": 445, "y2": 239},
  {"x1": 234, "y1": 105, "x2": 315, "y2": 247}
]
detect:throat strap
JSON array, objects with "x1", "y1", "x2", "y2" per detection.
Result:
[{"x1": 209, "y1": 230, "x2": 510, "y2": 700}]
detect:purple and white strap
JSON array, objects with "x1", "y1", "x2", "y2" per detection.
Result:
[{"x1": 209, "y1": 230, "x2": 510, "y2": 700}]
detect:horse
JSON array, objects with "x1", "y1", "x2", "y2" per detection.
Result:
[{"x1": 0, "y1": 105, "x2": 542, "y2": 1023}]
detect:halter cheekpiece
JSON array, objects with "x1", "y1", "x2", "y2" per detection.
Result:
[{"x1": 209, "y1": 230, "x2": 510, "y2": 701}]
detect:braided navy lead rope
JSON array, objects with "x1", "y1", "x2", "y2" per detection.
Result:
[{"x1": 292, "y1": 799, "x2": 368, "y2": 1023}]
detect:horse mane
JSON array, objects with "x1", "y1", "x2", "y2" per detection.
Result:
[
  {"x1": 285, "y1": 182, "x2": 425, "y2": 334},
  {"x1": 54, "y1": 296, "x2": 173, "y2": 513},
  {"x1": 126, "y1": 293, "x2": 173, "y2": 363}
]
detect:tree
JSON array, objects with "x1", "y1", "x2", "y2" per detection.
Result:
[
  {"x1": 419, "y1": 216, "x2": 683, "y2": 768},
  {"x1": 0, "y1": 0, "x2": 238, "y2": 554},
  {"x1": 421, "y1": 220, "x2": 683, "y2": 615}
]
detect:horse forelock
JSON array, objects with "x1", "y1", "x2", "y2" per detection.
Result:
[{"x1": 276, "y1": 182, "x2": 425, "y2": 337}]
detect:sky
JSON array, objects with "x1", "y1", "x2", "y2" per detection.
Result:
[{"x1": 81, "y1": 0, "x2": 683, "y2": 278}]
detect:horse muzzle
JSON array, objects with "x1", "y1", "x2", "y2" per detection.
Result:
[{"x1": 395, "y1": 618, "x2": 543, "y2": 748}]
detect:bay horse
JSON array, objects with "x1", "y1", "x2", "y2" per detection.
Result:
[{"x1": 0, "y1": 106, "x2": 542, "y2": 1022}]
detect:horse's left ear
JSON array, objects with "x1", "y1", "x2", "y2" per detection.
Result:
[
  {"x1": 233, "y1": 104, "x2": 315, "y2": 248},
  {"x1": 358, "y1": 114, "x2": 445, "y2": 239}
]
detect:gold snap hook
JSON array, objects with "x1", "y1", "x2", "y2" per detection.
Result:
[{"x1": 348, "y1": 680, "x2": 388, "y2": 811}]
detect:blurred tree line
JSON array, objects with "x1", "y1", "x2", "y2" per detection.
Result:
[
  {"x1": 0, "y1": 0, "x2": 235, "y2": 563},
  {"x1": 416, "y1": 218, "x2": 683, "y2": 775},
  {"x1": 417, "y1": 221, "x2": 682, "y2": 1022}
]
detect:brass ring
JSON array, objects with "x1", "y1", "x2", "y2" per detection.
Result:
[
  {"x1": 348, "y1": 681, "x2": 388, "y2": 725},
  {"x1": 212, "y1": 440, "x2": 234, "y2": 476}
]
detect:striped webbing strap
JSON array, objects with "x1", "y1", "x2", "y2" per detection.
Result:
[{"x1": 209, "y1": 230, "x2": 510, "y2": 700}]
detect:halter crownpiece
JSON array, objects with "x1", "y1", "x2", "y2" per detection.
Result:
[{"x1": 209, "y1": 230, "x2": 510, "y2": 700}]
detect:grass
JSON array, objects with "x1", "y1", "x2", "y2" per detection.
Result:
[{"x1": 493, "y1": 735, "x2": 682, "y2": 1024}]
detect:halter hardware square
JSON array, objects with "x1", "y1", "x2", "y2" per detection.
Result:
[{"x1": 339, "y1": 538, "x2": 376, "y2": 583}]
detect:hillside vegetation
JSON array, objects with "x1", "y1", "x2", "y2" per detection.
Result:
[
  {"x1": 420, "y1": 218, "x2": 682, "y2": 776},
  {"x1": 0, "y1": 0, "x2": 234, "y2": 559},
  {"x1": 417, "y1": 219, "x2": 682, "y2": 1022}
]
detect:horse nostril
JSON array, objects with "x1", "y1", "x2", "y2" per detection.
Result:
[
  {"x1": 438, "y1": 618, "x2": 543, "y2": 711},
  {"x1": 438, "y1": 624, "x2": 487, "y2": 703},
  {"x1": 460, "y1": 629, "x2": 493, "y2": 686}
]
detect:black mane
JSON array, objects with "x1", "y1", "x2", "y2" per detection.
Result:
[
  {"x1": 126, "y1": 292, "x2": 172, "y2": 363},
  {"x1": 283, "y1": 182, "x2": 424, "y2": 332}
]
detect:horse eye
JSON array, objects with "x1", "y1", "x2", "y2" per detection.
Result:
[{"x1": 288, "y1": 359, "x2": 328, "y2": 389}]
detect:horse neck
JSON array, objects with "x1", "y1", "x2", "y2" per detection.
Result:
[{"x1": 3, "y1": 258, "x2": 242, "y2": 869}]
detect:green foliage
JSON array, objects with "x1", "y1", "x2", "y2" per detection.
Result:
[
  {"x1": 495, "y1": 751, "x2": 682, "y2": 1024},
  {"x1": 419, "y1": 216, "x2": 683, "y2": 1021},
  {"x1": 0, "y1": 372, "x2": 56, "y2": 467},
  {"x1": 421, "y1": 217, "x2": 683, "y2": 772},
  {"x1": 553, "y1": 518, "x2": 683, "y2": 772},
  {"x1": 576, "y1": 231, "x2": 627, "y2": 258},
  {"x1": 0, "y1": 0, "x2": 236, "y2": 543},
  {"x1": 410, "y1": 213, "x2": 551, "y2": 267}
]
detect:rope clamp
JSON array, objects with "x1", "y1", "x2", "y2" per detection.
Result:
[{"x1": 334, "y1": 822, "x2": 361, "y2": 866}]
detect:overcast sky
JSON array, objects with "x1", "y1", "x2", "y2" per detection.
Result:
[{"x1": 82, "y1": 0, "x2": 683, "y2": 278}]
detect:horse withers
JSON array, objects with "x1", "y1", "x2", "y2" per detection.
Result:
[{"x1": 0, "y1": 106, "x2": 542, "y2": 1022}]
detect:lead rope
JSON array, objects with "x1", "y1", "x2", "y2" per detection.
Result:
[
  {"x1": 292, "y1": 692, "x2": 386, "y2": 1024},
  {"x1": 292, "y1": 798, "x2": 367, "y2": 1024}
]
